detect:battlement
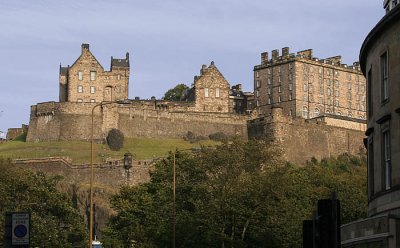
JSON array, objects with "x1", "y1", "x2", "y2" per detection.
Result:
[{"x1": 257, "y1": 47, "x2": 361, "y2": 71}]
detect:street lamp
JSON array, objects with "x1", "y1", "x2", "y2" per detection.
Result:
[
  {"x1": 123, "y1": 152, "x2": 133, "y2": 184},
  {"x1": 89, "y1": 99, "x2": 130, "y2": 247}
]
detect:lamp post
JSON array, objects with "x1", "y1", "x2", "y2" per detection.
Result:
[
  {"x1": 123, "y1": 152, "x2": 133, "y2": 184},
  {"x1": 89, "y1": 99, "x2": 130, "y2": 247}
]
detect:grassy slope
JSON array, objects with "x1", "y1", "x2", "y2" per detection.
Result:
[{"x1": 0, "y1": 138, "x2": 218, "y2": 163}]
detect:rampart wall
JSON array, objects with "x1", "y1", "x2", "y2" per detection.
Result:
[
  {"x1": 27, "y1": 101, "x2": 249, "y2": 142},
  {"x1": 248, "y1": 108, "x2": 366, "y2": 164}
]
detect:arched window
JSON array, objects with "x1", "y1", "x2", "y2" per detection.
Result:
[
  {"x1": 314, "y1": 108, "x2": 320, "y2": 117},
  {"x1": 303, "y1": 106, "x2": 308, "y2": 118}
]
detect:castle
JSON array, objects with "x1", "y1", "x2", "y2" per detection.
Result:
[{"x1": 26, "y1": 44, "x2": 367, "y2": 164}]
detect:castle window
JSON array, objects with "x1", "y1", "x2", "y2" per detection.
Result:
[
  {"x1": 334, "y1": 89, "x2": 339, "y2": 97},
  {"x1": 302, "y1": 106, "x2": 308, "y2": 118},
  {"x1": 310, "y1": 66, "x2": 314, "y2": 73},
  {"x1": 278, "y1": 95, "x2": 282, "y2": 103},
  {"x1": 78, "y1": 71, "x2": 83, "y2": 80},
  {"x1": 278, "y1": 76, "x2": 281, "y2": 83},
  {"x1": 256, "y1": 90, "x2": 259, "y2": 97},
  {"x1": 347, "y1": 92, "x2": 352, "y2": 100},
  {"x1": 78, "y1": 85, "x2": 83, "y2": 93},
  {"x1": 327, "y1": 88, "x2": 331, "y2": 96},
  {"x1": 256, "y1": 100, "x2": 259, "y2": 106},
  {"x1": 334, "y1": 80, "x2": 339, "y2": 88},
  {"x1": 303, "y1": 84, "x2": 307, "y2": 92},
  {"x1": 326, "y1": 79, "x2": 331, "y2": 86},
  {"x1": 289, "y1": 74, "x2": 292, "y2": 81},
  {"x1": 334, "y1": 70, "x2": 339, "y2": 77},
  {"x1": 318, "y1": 67, "x2": 322, "y2": 74},
  {"x1": 77, "y1": 99, "x2": 83, "y2": 103},
  {"x1": 347, "y1": 82, "x2": 351, "y2": 90},
  {"x1": 90, "y1": 86, "x2": 96, "y2": 94},
  {"x1": 267, "y1": 88, "x2": 271, "y2": 95},
  {"x1": 268, "y1": 97, "x2": 271, "y2": 105},
  {"x1": 205, "y1": 88, "x2": 209, "y2": 98},
  {"x1": 90, "y1": 99, "x2": 95, "y2": 103},
  {"x1": 256, "y1": 80, "x2": 260, "y2": 88},
  {"x1": 90, "y1": 71, "x2": 96, "y2": 81},
  {"x1": 381, "y1": 51, "x2": 389, "y2": 102},
  {"x1": 216, "y1": 88, "x2": 220, "y2": 98},
  {"x1": 289, "y1": 83, "x2": 293, "y2": 91},
  {"x1": 117, "y1": 74, "x2": 121, "y2": 80},
  {"x1": 278, "y1": 86, "x2": 282, "y2": 93},
  {"x1": 255, "y1": 71, "x2": 259, "y2": 78},
  {"x1": 267, "y1": 68, "x2": 271, "y2": 75},
  {"x1": 289, "y1": 93, "x2": 292, "y2": 101},
  {"x1": 314, "y1": 108, "x2": 319, "y2": 117},
  {"x1": 335, "y1": 100, "x2": 339, "y2": 107},
  {"x1": 268, "y1": 78, "x2": 271, "y2": 85}
]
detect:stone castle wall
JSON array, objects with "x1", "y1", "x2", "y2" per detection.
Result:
[
  {"x1": 248, "y1": 108, "x2": 366, "y2": 164},
  {"x1": 27, "y1": 100, "x2": 249, "y2": 142}
]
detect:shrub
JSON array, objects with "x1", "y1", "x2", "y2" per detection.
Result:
[
  {"x1": 183, "y1": 131, "x2": 196, "y2": 142},
  {"x1": 106, "y1": 129, "x2": 124, "y2": 151},
  {"x1": 208, "y1": 132, "x2": 228, "y2": 142}
]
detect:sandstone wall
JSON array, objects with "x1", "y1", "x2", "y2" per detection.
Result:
[
  {"x1": 248, "y1": 108, "x2": 366, "y2": 164},
  {"x1": 27, "y1": 101, "x2": 249, "y2": 142}
]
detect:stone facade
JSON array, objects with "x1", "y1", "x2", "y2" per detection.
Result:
[
  {"x1": 254, "y1": 48, "x2": 367, "y2": 121},
  {"x1": 26, "y1": 100, "x2": 249, "y2": 142},
  {"x1": 59, "y1": 44, "x2": 129, "y2": 103},
  {"x1": 341, "y1": 3, "x2": 400, "y2": 247},
  {"x1": 248, "y1": 107, "x2": 366, "y2": 164},
  {"x1": 193, "y1": 62, "x2": 231, "y2": 112}
]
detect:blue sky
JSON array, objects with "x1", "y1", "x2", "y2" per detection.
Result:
[{"x1": 0, "y1": 0, "x2": 383, "y2": 136}]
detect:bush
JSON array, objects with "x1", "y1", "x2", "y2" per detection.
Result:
[
  {"x1": 183, "y1": 131, "x2": 196, "y2": 142},
  {"x1": 106, "y1": 129, "x2": 124, "y2": 151},
  {"x1": 208, "y1": 132, "x2": 228, "y2": 142}
]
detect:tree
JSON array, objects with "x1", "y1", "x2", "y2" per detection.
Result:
[
  {"x1": 163, "y1": 84, "x2": 190, "y2": 101},
  {"x1": 106, "y1": 128, "x2": 124, "y2": 151},
  {"x1": 0, "y1": 158, "x2": 87, "y2": 247},
  {"x1": 104, "y1": 141, "x2": 367, "y2": 248}
]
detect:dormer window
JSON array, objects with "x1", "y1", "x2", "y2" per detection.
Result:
[{"x1": 90, "y1": 71, "x2": 96, "y2": 81}]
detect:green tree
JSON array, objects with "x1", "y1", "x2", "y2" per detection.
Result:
[
  {"x1": 0, "y1": 158, "x2": 87, "y2": 247},
  {"x1": 104, "y1": 141, "x2": 367, "y2": 248},
  {"x1": 163, "y1": 84, "x2": 190, "y2": 101}
]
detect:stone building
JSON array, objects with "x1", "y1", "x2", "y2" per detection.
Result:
[
  {"x1": 254, "y1": 48, "x2": 367, "y2": 120},
  {"x1": 229, "y1": 84, "x2": 255, "y2": 114},
  {"x1": 192, "y1": 62, "x2": 231, "y2": 113},
  {"x1": 59, "y1": 44, "x2": 130, "y2": 103},
  {"x1": 341, "y1": 3, "x2": 400, "y2": 247}
]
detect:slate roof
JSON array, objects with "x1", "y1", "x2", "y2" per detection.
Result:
[
  {"x1": 60, "y1": 66, "x2": 69, "y2": 76},
  {"x1": 111, "y1": 58, "x2": 129, "y2": 68}
]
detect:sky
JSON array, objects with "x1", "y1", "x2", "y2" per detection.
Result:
[{"x1": 0, "y1": 0, "x2": 383, "y2": 136}]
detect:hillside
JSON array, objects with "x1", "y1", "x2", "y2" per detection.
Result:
[{"x1": 0, "y1": 138, "x2": 219, "y2": 163}]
